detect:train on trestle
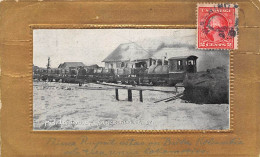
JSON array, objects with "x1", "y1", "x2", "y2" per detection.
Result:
[{"x1": 33, "y1": 55, "x2": 198, "y2": 86}]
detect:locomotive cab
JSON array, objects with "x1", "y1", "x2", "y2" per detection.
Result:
[
  {"x1": 168, "y1": 55, "x2": 198, "y2": 73},
  {"x1": 167, "y1": 55, "x2": 198, "y2": 86},
  {"x1": 186, "y1": 56, "x2": 198, "y2": 73}
]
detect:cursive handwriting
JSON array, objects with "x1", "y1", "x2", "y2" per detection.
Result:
[{"x1": 45, "y1": 136, "x2": 244, "y2": 156}]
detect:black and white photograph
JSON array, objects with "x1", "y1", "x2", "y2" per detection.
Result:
[{"x1": 33, "y1": 29, "x2": 230, "y2": 131}]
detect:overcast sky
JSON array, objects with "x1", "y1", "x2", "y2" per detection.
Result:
[{"x1": 33, "y1": 29, "x2": 195, "y2": 68}]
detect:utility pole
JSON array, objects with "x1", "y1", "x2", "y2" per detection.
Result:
[{"x1": 46, "y1": 57, "x2": 51, "y2": 70}]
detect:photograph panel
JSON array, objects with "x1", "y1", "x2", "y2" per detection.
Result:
[{"x1": 33, "y1": 29, "x2": 230, "y2": 131}]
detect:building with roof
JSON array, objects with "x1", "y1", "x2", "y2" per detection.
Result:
[
  {"x1": 103, "y1": 42, "x2": 229, "y2": 73},
  {"x1": 58, "y1": 62, "x2": 85, "y2": 70},
  {"x1": 102, "y1": 43, "x2": 156, "y2": 72},
  {"x1": 57, "y1": 62, "x2": 85, "y2": 75},
  {"x1": 84, "y1": 64, "x2": 99, "y2": 69}
]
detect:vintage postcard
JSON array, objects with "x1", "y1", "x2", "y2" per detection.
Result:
[{"x1": 1, "y1": 1, "x2": 259, "y2": 157}]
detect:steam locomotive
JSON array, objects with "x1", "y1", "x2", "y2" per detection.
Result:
[{"x1": 33, "y1": 55, "x2": 198, "y2": 86}]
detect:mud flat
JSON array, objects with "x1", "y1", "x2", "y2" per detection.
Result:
[{"x1": 33, "y1": 81, "x2": 229, "y2": 130}]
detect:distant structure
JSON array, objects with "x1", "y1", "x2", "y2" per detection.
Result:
[
  {"x1": 58, "y1": 62, "x2": 85, "y2": 75},
  {"x1": 84, "y1": 64, "x2": 99, "y2": 69},
  {"x1": 46, "y1": 57, "x2": 51, "y2": 70},
  {"x1": 58, "y1": 62, "x2": 85, "y2": 70}
]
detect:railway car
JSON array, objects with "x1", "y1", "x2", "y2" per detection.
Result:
[
  {"x1": 34, "y1": 55, "x2": 198, "y2": 87},
  {"x1": 114, "y1": 67, "x2": 146, "y2": 85},
  {"x1": 77, "y1": 66, "x2": 116, "y2": 83}
]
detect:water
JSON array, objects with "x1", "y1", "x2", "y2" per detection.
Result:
[{"x1": 33, "y1": 81, "x2": 229, "y2": 130}]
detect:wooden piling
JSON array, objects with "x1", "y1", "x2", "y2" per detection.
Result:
[
  {"x1": 128, "y1": 89, "x2": 132, "y2": 101},
  {"x1": 115, "y1": 88, "x2": 119, "y2": 100},
  {"x1": 139, "y1": 90, "x2": 143, "y2": 102}
]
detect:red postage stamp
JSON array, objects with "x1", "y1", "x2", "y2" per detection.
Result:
[{"x1": 197, "y1": 4, "x2": 238, "y2": 50}]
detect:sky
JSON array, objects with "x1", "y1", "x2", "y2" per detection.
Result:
[{"x1": 33, "y1": 29, "x2": 196, "y2": 68}]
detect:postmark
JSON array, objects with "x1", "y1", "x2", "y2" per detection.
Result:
[{"x1": 197, "y1": 4, "x2": 238, "y2": 50}]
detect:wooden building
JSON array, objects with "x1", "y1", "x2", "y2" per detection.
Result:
[
  {"x1": 102, "y1": 43, "x2": 157, "y2": 75},
  {"x1": 58, "y1": 62, "x2": 85, "y2": 75}
]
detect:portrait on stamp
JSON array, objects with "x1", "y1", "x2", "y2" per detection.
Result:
[
  {"x1": 33, "y1": 29, "x2": 230, "y2": 131},
  {"x1": 197, "y1": 4, "x2": 238, "y2": 50}
]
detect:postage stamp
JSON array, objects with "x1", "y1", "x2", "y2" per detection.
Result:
[{"x1": 197, "y1": 3, "x2": 238, "y2": 50}]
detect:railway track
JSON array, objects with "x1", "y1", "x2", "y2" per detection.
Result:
[{"x1": 154, "y1": 93, "x2": 184, "y2": 103}]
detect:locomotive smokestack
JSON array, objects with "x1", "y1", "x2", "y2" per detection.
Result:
[{"x1": 162, "y1": 53, "x2": 167, "y2": 65}]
